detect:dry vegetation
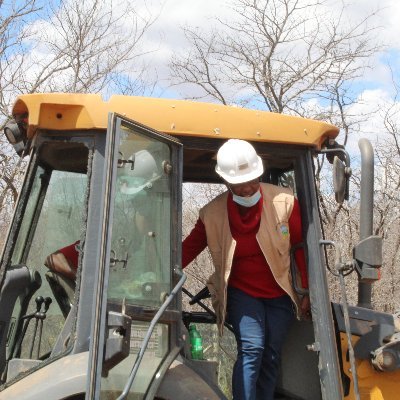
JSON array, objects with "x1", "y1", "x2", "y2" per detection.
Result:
[{"x1": 0, "y1": 0, "x2": 399, "y2": 396}]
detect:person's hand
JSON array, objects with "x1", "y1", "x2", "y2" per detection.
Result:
[
  {"x1": 44, "y1": 252, "x2": 76, "y2": 280},
  {"x1": 301, "y1": 294, "x2": 311, "y2": 320}
]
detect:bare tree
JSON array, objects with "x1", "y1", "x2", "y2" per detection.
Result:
[
  {"x1": 170, "y1": 0, "x2": 381, "y2": 243},
  {"x1": 0, "y1": 0, "x2": 41, "y2": 246},
  {"x1": 0, "y1": 0, "x2": 41, "y2": 114},
  {"x1": 171, "y1": 0, "x2": 380, "y2": 121},
  {"x1": 173, "y1": 0, "x2": 399, "y2": 316},
  {"x1": 0, "y1": 0, "x2": 159, "y2": 116},
  {"x1": 371, "y1": 82, "x2": 400, "y2": 312},
  {"x1": 2, "y1": 0, "x2": 158, "y2": 96},
  {"x1": 0, "y1": 0, "x2": 159, "y2": 248}
]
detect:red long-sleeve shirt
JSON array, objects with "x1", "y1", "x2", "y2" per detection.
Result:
[
  {"x1": 182, "y1": 193, "x2": 308, "y2": 299},
  {"x1": 58, "y1": 240, "x2": 80, "y2": 270}
]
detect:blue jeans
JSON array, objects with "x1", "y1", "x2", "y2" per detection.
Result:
[{"x1": 226, "y1": 287, "x2": 295, "y2": 400}]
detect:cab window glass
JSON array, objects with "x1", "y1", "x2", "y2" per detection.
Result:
[
  {"x1": 11, "y1": 166, "x2": 44, "y2": 265},
  {"x1": 100, "y1": 122, "x2": 173, "y2": 398},
  {"x1": 26, "y1": 170, "x2": 87, "y2": 267},
  {"x1": 107, "y1": 126, "x2": 172, "y2": 307},
  {"x1": 3, "y1": 141, "x2": 89, "y2": 379}
]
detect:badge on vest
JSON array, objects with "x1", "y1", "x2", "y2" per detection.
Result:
[{"x1": 280, "y1": 224, "x2": 289, "y2": 238}]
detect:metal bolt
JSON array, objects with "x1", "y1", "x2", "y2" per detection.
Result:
[{"x1": 307, "y1": 342, "x2": 320, "y2": 352}]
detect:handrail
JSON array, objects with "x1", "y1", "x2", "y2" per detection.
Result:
[
  {"x1": 319, "y1": 240, "x2": 360, "y2": 400},
  {"x1": 290, "y1": 243, "x2": 309, "y2": 296}
]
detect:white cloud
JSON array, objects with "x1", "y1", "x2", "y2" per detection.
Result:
[
  {"x1": 341, "y1": 88, "x2": 397, "y2": 155},
  {"x1": 141, "y1": 0, "x2": 400, "y2": 99},
  {"x1": 8, "y1": 0, "x2": 400, "y2": 107}
]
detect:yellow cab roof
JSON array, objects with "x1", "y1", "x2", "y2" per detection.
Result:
[{"x1": 12, "y1": 93, "x2": 339, "y2": 149}]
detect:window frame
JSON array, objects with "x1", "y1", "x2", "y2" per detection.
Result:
[{"x1": 87, "y1": 114, "x2": 183, "y2": 400}]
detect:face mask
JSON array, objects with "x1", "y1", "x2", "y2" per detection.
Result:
[{"x1": 232, "y1": 190, "x2": 261, "y2": 207}]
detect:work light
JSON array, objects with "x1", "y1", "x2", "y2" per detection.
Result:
[{"x1": 3, "y1": 119, "x2": 27, "y2": 155}]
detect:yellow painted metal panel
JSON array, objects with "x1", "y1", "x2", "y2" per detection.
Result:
[
  {"x1": 340, "y1": 333, "x2": 399, "y2": 400},
  {"x1": 11, "y1": 93, "x2": 339, "y2": 149}
]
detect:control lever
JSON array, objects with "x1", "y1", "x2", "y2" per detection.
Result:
[
  {"x1": 189, "y1": 286, "x2": 210, "y2": 305},
  {"x1": 44, "y1": 297, "x2": 52, "y2": 312},
  {"x1": 13, "y1": 295, "x2": 53, "y2": 359},
  {"x1": 29, "y1": 296, "x2": 44, "y2": 358},
  {"x1": 35, "y1": 297, "x2": 53, "y2": 358}
]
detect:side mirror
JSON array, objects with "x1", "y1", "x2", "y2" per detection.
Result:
[
  {"x1": 3, "y1": 117, "x2": 29, "y2": 156},
  {"x1": 333, "y1": 156, "x2": 347, "y2": 204},
  {"x1": 320, "y1": 141, "x2": 351, "y2": 204},
  {"x1": 333, "y1": 156, "x2": 346, "y2": 204}
]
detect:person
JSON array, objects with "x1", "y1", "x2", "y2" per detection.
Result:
[
  {"x1": 182, "y1": 139, "x2": 310, "y2": 400},
  {"x1": 44, "y1": 149, "x2": 161, "y2": 280},
  {"x1": 44, "y1": 240, "x2": 80, "y2": 280}
]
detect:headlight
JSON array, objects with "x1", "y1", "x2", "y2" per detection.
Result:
[{"x1": 3, "y1": 119, "x2": 27, "y2": 156}]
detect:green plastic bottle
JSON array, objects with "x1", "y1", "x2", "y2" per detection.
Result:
[{"x1": 189, "y1": 324, "x2": 204, "y2": 360}]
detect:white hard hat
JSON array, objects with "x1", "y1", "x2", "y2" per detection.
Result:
[
  {"x1": 118, "y1": 150, "x2": 160, "y2": 195},
  {"x1": 215, "y1": 139, "x2": 264, "y2": 184}
]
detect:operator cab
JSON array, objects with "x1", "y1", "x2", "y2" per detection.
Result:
[
  {"x1": 0, "y1": 95, "x2": 347, "y2": 400},
  {"x1": 0, "y1": 124, "x2": 318, "y2": 399}
]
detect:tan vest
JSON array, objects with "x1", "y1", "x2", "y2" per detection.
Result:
[{"x1": 199, "y1": 183, "x2": 301, "y2": 334}]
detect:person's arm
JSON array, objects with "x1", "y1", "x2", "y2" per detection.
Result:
[
  {"x1": 182, "y1": 218, "x2": 208, "y2": 268},
  {"x1": 44, "y1": 241, "x2": 80, "y2": 280}
]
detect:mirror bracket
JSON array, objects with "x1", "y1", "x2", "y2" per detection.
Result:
[
  {"x1": 319, "y1": 142, "x2": 351, "y2": 204},
  {"x1": 353, "y1": 235, "x2": 383, "y2": 283}
]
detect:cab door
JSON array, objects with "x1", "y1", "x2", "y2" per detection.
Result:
[{"x1": 86, "y1": 114, "x2": 183, "y2": 399}]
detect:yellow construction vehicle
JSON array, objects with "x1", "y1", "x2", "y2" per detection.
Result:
[{"x1": 0, "y1": 93, "x2": 399, "y2": 399}]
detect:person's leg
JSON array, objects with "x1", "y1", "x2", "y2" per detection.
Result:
[
  {"x1": 227, "y1": 287, "x2": 265, "y2": 400},
  {"x1": 256, "y1": 295, "x2": 295, "y2": 400}
]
